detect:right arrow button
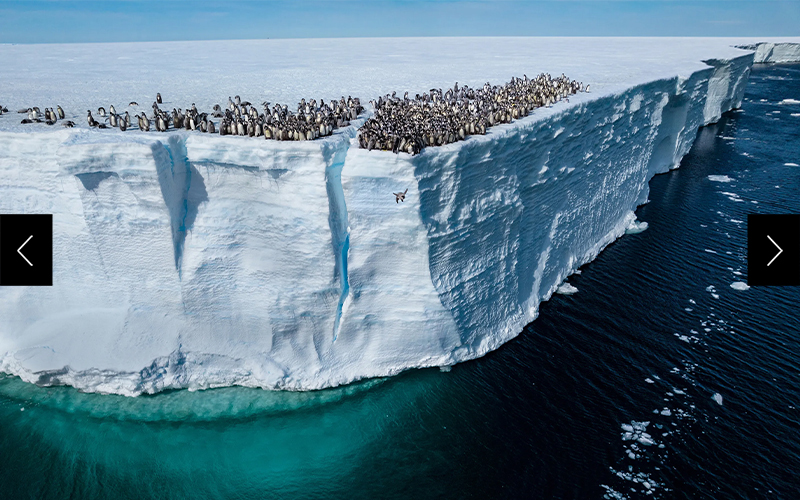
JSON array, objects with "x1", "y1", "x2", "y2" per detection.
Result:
[
  {"x1": 766, "y1": 235, "x2": 782, "y2": 267},
  {"x1": 747, "y1": 214, "x2": 800, "y2": 286}
]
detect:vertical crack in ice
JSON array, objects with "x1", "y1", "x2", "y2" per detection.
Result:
[
  {"x1": 324, "y1": 138, "x2": 352, "y2": 342},
  {"x1": 154, "y1": 135, "x2": 208, "y2": 278}
]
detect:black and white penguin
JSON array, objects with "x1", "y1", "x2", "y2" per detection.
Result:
[
  {"x1": 57, "y1": 105, "x2": 65, "y2": 119},
  {"x1": 109, "y1": 104, "x2": 116, "y2": 116},
  {"x1": 98, "y1": 107, "x2": 106, "y2": 117},
  {"x1": 87, "y1": 110, "x2": 98, "y2": 127},
  {"x1": 129, "y1": 101, "x2": 138, "y2": 106},
  {"x1": 157, "y1": 93, "x2": 162, "y2": 104}
]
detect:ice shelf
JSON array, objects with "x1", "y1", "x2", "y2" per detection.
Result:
[{"x1": 1, "y1": 38, "x2": 798, "y2": 395}]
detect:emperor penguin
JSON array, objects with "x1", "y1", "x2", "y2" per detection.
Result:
[
  {"x1": 87, "y1": 110, "x2": 98, "y2": 127},
  {"x1": 57, "y1": 105, "x2": 65, "y2": 119},
  {"x1": 109, "y1": 104, "x2": 116, "y2": 116},
  {"x1": 98, "y1": 107, "x2": 106, "y2": 117},
  {"x1": 207, "y1": 121, "x2": 215, "y2": 134},
  {"x1": 157, "y1": 93, "x2": 162, "y2": 104}
]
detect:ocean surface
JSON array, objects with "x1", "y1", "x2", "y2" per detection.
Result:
[{"x1": 1, "y1": 63, "x2": 798, "y2": 500}]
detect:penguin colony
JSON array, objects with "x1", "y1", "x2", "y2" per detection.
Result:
[
  {"x1": 6, "y1": 95, "x2": 363, "y2": 140},
  {"x1": 2, "y1": 72, "x2": 586, "y2": 153},
  {"x1": 90, "y1": 94, "x2": 364, "y2": 140},
  {"x1": 358, "y1": 73, "x2": 587, "y2": 155}
]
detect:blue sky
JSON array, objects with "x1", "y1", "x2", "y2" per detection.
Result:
[{"x1": 1, "y1": 1, "x2": 798, "y2": 43}]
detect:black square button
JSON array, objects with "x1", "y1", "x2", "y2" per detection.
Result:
[
  {"x1": 747, "y1": 214, "x2": 800, "y2": 286},
  {"x1": 0, "y1": 214, "x2": 53, "y2": 286}
]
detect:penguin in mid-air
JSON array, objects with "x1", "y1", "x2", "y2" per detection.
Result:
[{"x1": 394, "y1": 188, "x2": 408, "y2": 203}]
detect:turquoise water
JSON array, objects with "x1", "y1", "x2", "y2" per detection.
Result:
[{"x1": 2, "y1": 63, "x2": 800, "y2": 499}]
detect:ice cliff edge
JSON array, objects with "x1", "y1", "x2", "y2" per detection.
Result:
[{"x1": 0, "y1": 41, "x2": 797, "y2": 395}]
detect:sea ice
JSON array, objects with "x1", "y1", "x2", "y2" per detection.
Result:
[
  {"x1": 556, "y1": 283, "x2": 579, "y2": 295},
  {"x1": 784, "y1": 162, "x2": 799, "y2": 167},
  {"x1": 712, "y1": 393, "x2": 724, "y2": 405},
  {"x1": 778, "y1": 98, "x2": 800, "y2": 105},
  {"x1": 708, "y1": 175, "x2": 733, "y2": 182},
  {"x1": 625, "y1": 219, "x2": 649, "y2": 234},
  {"x1": 730, "y1": 282, "x2": 750, "y2": 291}
]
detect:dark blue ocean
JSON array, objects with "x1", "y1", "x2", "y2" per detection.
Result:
[{"x1": 1, "y1": 63, "x2": 798, "y2": 500}]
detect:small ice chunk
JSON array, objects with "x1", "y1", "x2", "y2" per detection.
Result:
[
  {"x1": 712, "y1": 393, "x2": 723, "y2": 405},
  {"x1": 785, "y1": 163, "x2": 799, "y2": 167},
  {"x1": 660, "y1": 409, "x2": 672, "y2": 416},
  {"x1": 439, "y1": 365, "x2": 452, "y2": 372},
  {"x1": 778, "y1": 98, "x2": 800, "y2": 105},
  {"x1": 556, "y1": 283, "x2": 578, "y2": 295},
  {"x1": 645, "y1": 378, "x2": 655, "y2": 384},
  {"x1": 730, "y1": 282, "x2": 750, "y2": 291},
  {"x1": 708, "y1": 175, "x2": 733, "y2": 183},
  {"x1": 626, "y1": 219, "x2": 649, "y2": 234}
]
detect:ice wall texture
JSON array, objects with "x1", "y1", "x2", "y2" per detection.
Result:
[
  {"x1": 743, "y1": 42, "x2": 800, "y2": 63},
  {"x1": 0, "y1": 40, "x2": 798, "y2": 395}
]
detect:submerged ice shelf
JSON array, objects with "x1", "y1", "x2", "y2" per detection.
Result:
[{"x1": 1, "y1": 38, "x2": 799, "y2": 395}]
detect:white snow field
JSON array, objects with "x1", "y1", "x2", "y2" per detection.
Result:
[{"x1": 1, "y1": 38, "x2": 799, "y2": 395}]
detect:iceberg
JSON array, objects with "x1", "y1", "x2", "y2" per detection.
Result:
[{"x1": 1, "y1": 38, "x2": 799, "y2": 395}]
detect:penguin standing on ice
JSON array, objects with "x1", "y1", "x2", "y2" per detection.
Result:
[
  {"x1": 57, "y1": 105, "x2": 65, "y2": 119},
  {"x1": 157, "y1": 93, "x2": 162, "y2": 104},
  {"x1": 87, "y1": 110, "x2": 98, "y2": 127}
]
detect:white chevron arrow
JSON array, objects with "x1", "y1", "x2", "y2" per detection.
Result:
[
  {"x1": 767, "y1": 235, "x2": 782, "y2": 267},
  {"x1": 17, "y1": 235, "x2": 33, "y2": 267}
]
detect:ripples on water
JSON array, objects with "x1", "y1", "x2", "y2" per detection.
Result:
[{"x1": 1, "y1": 63, "x2": 799, "y2": 500}]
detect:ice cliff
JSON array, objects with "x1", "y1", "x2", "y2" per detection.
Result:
[{"x1": 1, "y1": 40, "x2": 799, "y2": 395}]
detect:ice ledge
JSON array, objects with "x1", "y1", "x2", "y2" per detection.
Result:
[
  {"x1": 1, "y1": 41, "x2": 799, "y2": 396},
  {"x1": 738, "y1": 41, "x2": 800, "y2": 64}
]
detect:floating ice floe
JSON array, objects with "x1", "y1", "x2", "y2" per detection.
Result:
[
  {"x1": 712, "y1": 393, "x2": 724, "y2": 405},
  {"x1": 778, "y1": 98, "x2": 800, "y2": 105},
  {"x1": 708, "y1": 175, "x2": 733, "y2": 182},
  {"x1": 720, "y1": 191, "x2": 745, "y2": 202},
  {"x1": 785, "y1": 162, "x2": 799, "y2": 167},
  {"x1": 730, "y1": 282, "x2": 750, "y2": 291},
  {"x1": 625, "y1": 219, "x2": 649, "y2": 234},
  {"x1": 556, "y1": 283, "x2": 579, "y2": 295}
]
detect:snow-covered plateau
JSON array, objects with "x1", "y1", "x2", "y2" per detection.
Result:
[{"x1": 1, "y1": 38, "x2": 799, "y2": 395}]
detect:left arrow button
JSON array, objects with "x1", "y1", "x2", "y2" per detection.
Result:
[{"x1": 17, "y1": 235, "x2": 33, "y2": 267}]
